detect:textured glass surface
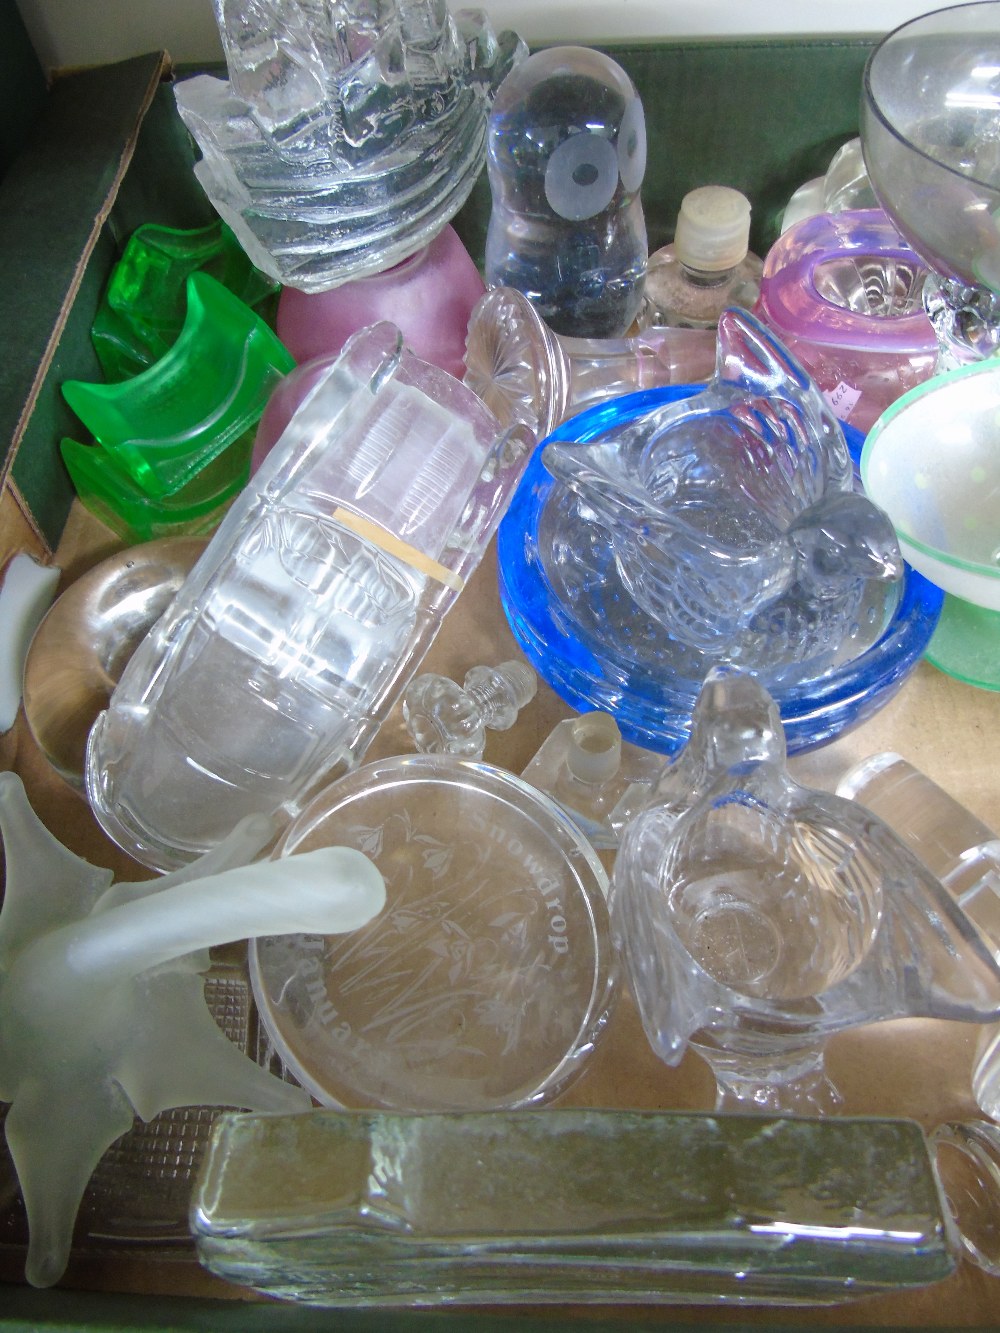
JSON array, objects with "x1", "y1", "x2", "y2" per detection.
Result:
[
  {"x1": 174, "y1": 2, "x2": 525, "y2": 292},
  {"x1": 537, "y1": 310, "x2": 903, "y2": 668},
  {"x1": 860, "y1": 4, "x2": 1000, "y2": 364},
  {"x1": 484, "y1": 47, "x2": 647, "y2": 337},
  {"x1": 85, "y1": 323, "x2": 531, "y2": 870},
  {"x1": 497, "y1": 341, "x2": 942, "y2": 757},
  {"x1": 192, "y1": 1108, "x2": 955, "y2": 1307},
  {"x1": 611, "y1": 668, "x2": 1000, "y2": 1112},
  {"x1": 251, "y1": 755, "x2": 614, "y2": 1111}
]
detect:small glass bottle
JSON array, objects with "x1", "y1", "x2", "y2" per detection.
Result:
[{"x1": 639, "y1": 186, "x2": 762, "y2": 330}]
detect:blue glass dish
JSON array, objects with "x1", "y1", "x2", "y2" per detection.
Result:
[{"x1": 497, "y1": 385, "x2": 943, "y2": 755}]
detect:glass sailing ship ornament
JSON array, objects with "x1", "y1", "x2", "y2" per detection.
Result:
[
  {"x1": 174, "y1": 0, "x2": 526, "y2": 292},
  {"x1": 611, "y1": 668, "x2": 1000, "y2": 1113},
  {"x1": 85, "y1": 322, "x2": 532, "y2": 871},
  {"x1": 484, "y1": 45, "x2": 647, "y2": 337},
  {"x1": 539, "y1": 307, "x2": 904, "y2": 672}
]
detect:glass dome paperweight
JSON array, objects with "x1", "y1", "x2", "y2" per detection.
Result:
[
  {"x1": 860, "y1": 2, "x2": 1000, "y2": 368},
  {"x1": 497, "y1": 310, "x2": 943, "y2": 755},
  {"x1": 611, "y1": 668, "x2": 1000, "y2": 1113},
  {"x1": 85, "y1": 323, "x2": 532, "y2": 871},
  {"x1": 250, "y1": 755, "x2": 615, "y2": 1112},
  {"x1": 754, "y1": 209, "x2": 937, "y2": 434},
  {"x1": 192, "y1": 1108, "x2": 956, "y2": 1308},
  {"x1": 174, "y1": 2, "x2": 525, "y2": 292},
  {"x1": 484, "y1": 46, "x2": 647, "y2": 337},
  {"x1": 861, "y1": 356, "x2": 1000, "y2": 690}
]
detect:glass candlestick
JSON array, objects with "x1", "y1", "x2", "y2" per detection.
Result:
[{"x1": 464, "y1": 285, "x2": 716, "y2": 439}]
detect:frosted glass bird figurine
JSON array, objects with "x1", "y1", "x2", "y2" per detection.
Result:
[
  {"x1": 611, "y1": 669, "x2": 1000, "y2": 1113},
  {"x1": 541, "y1": 309, "x2": 903, "y2": 669},
  {"x1": 0, "y1": 771, "x2": 385, "y2": 1288}
]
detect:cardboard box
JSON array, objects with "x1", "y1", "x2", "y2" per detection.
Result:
[{"x1": 2, "y1": 33, "x2": 999, "y2": 1329}]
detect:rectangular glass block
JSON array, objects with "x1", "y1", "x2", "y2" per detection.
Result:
[{"x1": 192, "y1": 1108, "x2": 955, "y2": 1307}]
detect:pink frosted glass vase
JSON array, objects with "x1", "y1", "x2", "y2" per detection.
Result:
[{"x1": 275, "y1": 225, "x2": 485, "y2": 380}]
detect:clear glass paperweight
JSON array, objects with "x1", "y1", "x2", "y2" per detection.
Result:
[
  {"x1": 250, "y1": 755, "x2": 615, "y2": 1111},
  {"x1": 484, "y1": 46, "x2": 647, "y2": 337},
  {"x1": 780, "y1": 136, "x2": 878, "y2": 234},
  {"x1": 497, "y1": 317, "x2": 942, "y2": 756},
  {"x1": 611, "y1": 669, "x2": 1000, "y2": 1113},
  {"x1": 85, "y1": 323, "x2": 531, "y2": 871},
  {"x1": 191, "y1": 1108, "x2": 956, "y2": 1307},
  {"x1": 174, "y1": 2, "x2": 525, "y2": 292}
]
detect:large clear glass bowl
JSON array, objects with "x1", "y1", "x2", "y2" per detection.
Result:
[
  {"x1": 497, "y1": 386, "x2": 942, "y2": 755},
  {"x1": 860, "y1": 2, "x2": 1000, "y2": 293}
]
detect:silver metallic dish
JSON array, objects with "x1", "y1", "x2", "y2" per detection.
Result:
[{"x1": 22, "y1": 537, "x2": 204, "y2": 789}]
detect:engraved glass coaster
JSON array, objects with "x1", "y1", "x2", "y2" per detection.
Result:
[{"x1": 250, "y1": 755, "x2": 615, "y2": 1111}]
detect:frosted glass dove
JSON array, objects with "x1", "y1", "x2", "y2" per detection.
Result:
[{"x1": 0, "y1": 771, "x2": 385, "y2": 1288}]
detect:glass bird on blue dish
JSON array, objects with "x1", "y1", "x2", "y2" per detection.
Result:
[{"x1": 497, "y1": 308, "x2": 943, "y2": 755}]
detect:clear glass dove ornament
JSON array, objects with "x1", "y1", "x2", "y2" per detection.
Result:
[
  {"x1": 174, "y1": 1, "x2": 526, "y2": 292},
  {"x1": 85, "y1": 322, "x2": 531, "y2": 871},
  {"x1": 611, "y1": 669, "x2": 1000, "y2": 1113},
  {"x1": 539, "y1": 308, "x2": 904, "y2": 674}
]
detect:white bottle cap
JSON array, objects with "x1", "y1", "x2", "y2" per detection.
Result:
[{"x1": 674, "y1": 186, "x2": 752, "y2": 272}]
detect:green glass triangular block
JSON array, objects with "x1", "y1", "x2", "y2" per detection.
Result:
[{"x1": 64, "y1": 272, "x2": 294, "y2": 499}]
